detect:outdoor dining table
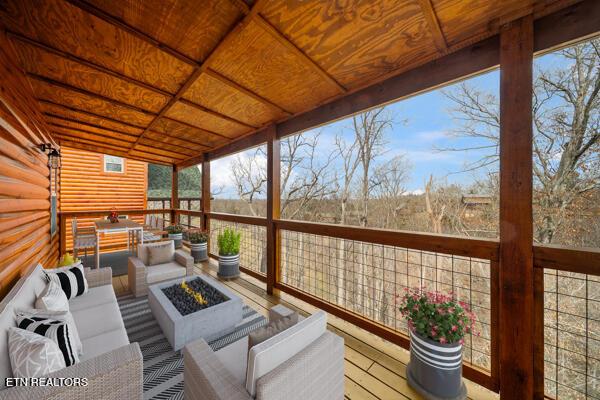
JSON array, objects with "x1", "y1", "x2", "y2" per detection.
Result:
[{"x1": 93, "y1": 219, "x2": 144, "y2": 269}]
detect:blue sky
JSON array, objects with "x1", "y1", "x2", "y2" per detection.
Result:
[{"x1": 211, "y1": 51, "x2": 569, "y2": 198}]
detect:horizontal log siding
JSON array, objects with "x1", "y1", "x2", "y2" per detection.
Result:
[
  {"x1": 0, "y1": 30, "x2": 58, "y2": 297},
  {"x1": 59, "y1": 147, "x2": 147, "y2": 253}
]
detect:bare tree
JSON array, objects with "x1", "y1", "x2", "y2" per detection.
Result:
[
  {"x1": 425, "y1": 175, "x2": 445, "y2": 234},
  {"x1": 231, "y1": 149, "x2": 267, "y2": 217},
  {"x1": 371, "y1": 154, "x2": 412, "y2": 229},
  {"x1": 441, "y1": 39, "x2": 600, "y2": 244}
]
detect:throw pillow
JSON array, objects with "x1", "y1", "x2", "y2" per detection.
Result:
[
  {"x1": 248, "y1": 312, "x2": 298, "y2": 349},
  {"x1": 16, "y1": 308, "x2": 83, "y2": 357},
  {"x1": 8, "y1": 327, "x2": 66, "y2": 378},
  {"x1": 45, "y1": 262, "x2": 88, "y2": 299},
  {"x1": 16, "y1": 315, "x2": 79, "y2": 367},
  {"x1": 35, "y1": 279, "x2": 70, "y2": 312},
  {"x1": 147, "y1": 241, "x2": 174, "y2": 266}
]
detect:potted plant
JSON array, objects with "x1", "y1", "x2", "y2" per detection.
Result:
[
  {"x1": 188, "y1": 231, "x2": 208, "y2": 263},
  {"x1": 398, "y1": 288, "x2": 478, "y2": 400},
  {"x1": 166, "y1": 224, "x2": 184, "y2": 249},
  {"x1": 217, "y1": 227, "x2": 241, "y2": 279}
]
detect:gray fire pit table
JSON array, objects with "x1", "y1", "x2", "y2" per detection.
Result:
[{"x1": 148, "y1": 274, "x2": 243, "y2": 350}]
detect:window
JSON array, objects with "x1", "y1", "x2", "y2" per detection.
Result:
[{"x1": 104, "y1": 155, "x2": 124, "y2": 173}]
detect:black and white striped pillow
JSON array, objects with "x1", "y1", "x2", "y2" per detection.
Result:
[
  {"x1": 45, "y1": 263, "x2": 88, "y2": 299},
  {"x1": 16, "y1": 315, "x2": 79, "y2": 367}
]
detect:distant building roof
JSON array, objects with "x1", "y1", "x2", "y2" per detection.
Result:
[{"x1": 461, "y1": 194, "x2": 493, "y2": 205}]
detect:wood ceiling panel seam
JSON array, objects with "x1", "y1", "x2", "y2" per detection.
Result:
[
  {"x1": 159, "y1": 116, "x2": 232, "y2": 141},
  {"x1": 203, "y1": 69, "x2": 292, "y2": 116},
  {"x1": 59, "y1": 141, "x2": 171, "y2": 165},
  {"x1": 136, "y1": 138, "x2": 197, "y2": 157},
  {"x1": 57, "y1": 138, "x2": 177, "y2": 164},
  {"x1": 417, "y1": 0, "x2": 448, "y2": 52},
  {"x1": 37, "y1": 100, "x2": 147, "y2": 130},
  {"x1": 53, "y1": 133, "x2": 131, "y2": 151},
  {"x1": 178, "y1": 98, "x2": 258, "y2": 129},
  {"x1": 48, "y1": 123, "x2": 137, "y2": 143},
  {"x1": 251, "y1": 15, "x2": 347, "y2": 95},
  {"x1": 27, "y1": 73, "x2": 158, "y2": 116},
  {"x1": 6, "y1": 31, "x2": 175, "y2": 98},
  {"x1": 145, "y1": 131, "x2": 210, "y2": 151}
]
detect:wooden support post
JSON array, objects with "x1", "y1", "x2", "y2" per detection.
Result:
[
  {"x1": 201, "y1": 159, "x2": 211, "y2": 233},
  {"x1": 171, "y1": 164, "x2": 178, "y2": 224},
  {"x1": 266, "y1": 125, "x2": 280, "y2": 295},
  {"x1": 499, "y1": 15, "x2": 534, "y2": 400}
]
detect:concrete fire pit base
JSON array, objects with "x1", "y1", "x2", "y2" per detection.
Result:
[{"x1": 148, "y1": 274, "x2": 243, "y2": 351}]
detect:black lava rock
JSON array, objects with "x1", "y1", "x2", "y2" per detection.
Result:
[{"x1": 162, "y1": 278, "x2": 228, "y2": 316}]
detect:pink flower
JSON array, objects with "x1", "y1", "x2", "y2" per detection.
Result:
[
  {"x1": 430, "y1": 329, "x2": 437, "y2": 337},
  {"x1": 439, "y1": 337, "x2": 447, "y2": 344},
  {"x1": 459, "y1": 338, "x2": 464, "y2": 345},
  {"x1": 451, "y1": 325, "x2": 458, "y2": 332}
]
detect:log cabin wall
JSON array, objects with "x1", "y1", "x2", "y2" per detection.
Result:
[
  {"x1": 59, "y1": 147, "x2": 147, "y2": 254},
  {"x1": 0, "y1": 30, "x2": 59, "y2": 297}
]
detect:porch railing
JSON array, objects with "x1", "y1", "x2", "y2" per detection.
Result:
[{"x1": 58, "y1": 206, "x2": 600, "y2": 396}]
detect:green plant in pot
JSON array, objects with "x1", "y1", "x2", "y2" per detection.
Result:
[
  {"x1": 166, "y1": 224, "x2": 184, "y2": 249},
  {"x1": 217, "y1": 227, "x2": 241, "y2": 279},
  {"x1": 188, "y1": 231, "x2": 208, "y2": 263},
  {"x1": 398, "y1": 288, "x2": 478, "y2": 400}
]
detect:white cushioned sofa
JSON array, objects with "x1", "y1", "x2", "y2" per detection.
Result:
[
  {"x1": 0, "y1": 264, "x2": 142, "y2": 400},
  {"x1": 128, "y1": 240, "x2": 194, "y2": 297},
  {"x1": 184, "y1": 305, "x2": 345, "y2": 400}
]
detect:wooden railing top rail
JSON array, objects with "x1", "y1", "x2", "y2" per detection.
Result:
[
  {"x1": 176, "y1": 209, "x2": 203, "y2": 217},
  {"x1": 275, "y1": 219, "x2": 500, "y2": 261},
  {"x1": 206, "y1": 212, "x2": 267, "y2": 226},
  {"x1": 533, "y1": 244, "x2": 600, "y2": 275},
  {"x1": 59, "y1": 209, "x2": 173, "y2": 218}
]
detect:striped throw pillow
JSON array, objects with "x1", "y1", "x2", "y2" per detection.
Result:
[
  {"x1": 45, "y1": 263, "x2": 88, "y2": 299},
  {"x1": 16, "y1": 315, "x2": 79, "y2": 367}
]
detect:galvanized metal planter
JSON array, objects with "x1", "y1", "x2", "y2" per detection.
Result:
[
  {"x1": 218, "y1": 253, "x2": 240, "y2": 279},
  {"x1": 168, "y1": 233, "x2": 183, "y2": 249},
  {"x1": 190, "y1": 242, "x2": 208, "y2": 262},
  {"x1": 407, "y1": 330, "x2": 467, "y2": 400}
]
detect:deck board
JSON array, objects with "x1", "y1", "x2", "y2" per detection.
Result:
[{"x1": 111, "y1": 261, "x2": 498, "y2": 400}]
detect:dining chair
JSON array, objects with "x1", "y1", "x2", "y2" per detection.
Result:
[{"x1": 71, "y1": 217, "x2": 98, "y2": 268}]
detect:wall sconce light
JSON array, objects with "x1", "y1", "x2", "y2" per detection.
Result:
[{"x1": 38, "y1": 143, "x2": 62, "y2": 169}]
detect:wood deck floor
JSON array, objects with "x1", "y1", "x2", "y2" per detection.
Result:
[{"x1": 112, "y1": 261, "x2": 498, "y2": 400}]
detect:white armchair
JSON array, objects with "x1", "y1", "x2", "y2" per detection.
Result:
[{"x1": 127, "y1": 240, "x2": 194, "y2": 297}]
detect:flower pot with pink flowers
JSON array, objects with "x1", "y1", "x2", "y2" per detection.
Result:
[{"x1": 398, "y1": 288, "x2": 478, "y2": 400}]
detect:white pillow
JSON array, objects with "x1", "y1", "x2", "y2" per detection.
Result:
[
  {"x1": 15, "y1": 308, "x2": 83, "y2": 357},
  {"x1": 245, "y1": 310, "x2": 327, "y2": 397},
  {"x1": 35, "y1": 280, "x2": 69, "y2": 312},
  {"x1": 8, "y1": 327, "x2": 65, "y2": 378},
  {"x1": 45, "y1": 262, "x2": 88, "y2": 299}
]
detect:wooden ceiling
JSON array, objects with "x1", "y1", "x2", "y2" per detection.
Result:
[{"x1": 0, "y1": 0, "x2": 580, "y2": 165}]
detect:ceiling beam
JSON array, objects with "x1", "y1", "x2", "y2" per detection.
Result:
[
  {"x1": 417, "y1": 0, "x2": 448, "y2": 53},
  {"x1": 159, "y1": 116, "x2": 231, "y2": 141},
  {"x1": 204, "y1": 68, "x2": 292, "y2": 116},
  {"x1": 251, "y1": 15, "x2": 347, "y2": 94},
  {"x1": 43, "y1": 113, "x2": 140, "y2": 137},
  {"x1": 7, "y1": 31, "x2": 175, "y2": 98},
  {"x1": 48, "y1": 122, "x2": 136, "y2": 142},
  {"x1": 28, "y1": 73, "x2": 157, "y2": 116},
  {"x1": 57, "y1": 139, "x2": 172, "y2": 165}
]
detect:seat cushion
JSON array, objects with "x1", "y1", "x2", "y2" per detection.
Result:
[
  {"x1": 248, "y1": 313, "x2": 298, "y2": 349},
  {"x1": 215, "y1": 337, "x2": 248, "y2": 385},
  {"x1": 71, "y1": 301, "x2": 125, "y2": 340},
  {"x1": 146, "y1": 262, "x2": 186, "y2": 284},
  {"x1": 68, "y1": 284, "x2": 116, "y2": 312},
  {"x1": 80, "y1": 328, "x2": 129, "y2": 361},
  {"x1": 245, "y1": 311, "x2": 327, "y2": 397}
]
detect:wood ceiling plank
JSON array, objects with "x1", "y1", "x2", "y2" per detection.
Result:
[
  {"x1": 57, "y1": 139, "x2": 171, "y2": 165},
  {"x1": 82, "y1": 0, "x2": 243, "y2": 63},
  {"x1": 38, "y1": 100, "x2": 145, "y2": 133},
  {"x1": 133, "y1": 143, "x2": 188, "y2": 160},
  {"x1": 165, "y1": 101, "x2": 249, "y2": 138},
  {"x1": 259, "y1": 0, "x2": 438, "y2": 88},
  {"x1": 0, "y1": 0, "x2": 193, "y2": 93},
  {"x1": 183, "y1": 72, "x2": 287, "y2": 128},
  {"x1": 12, "y1": 36, "x2": 170, "y2": 113},
  {"x1": 31, "y1": 80, "x2": 155, "y2": 127},
  {"x1": 51, "y1": 126, "x2": 134, "y2": 148},
  {"x1": 417, "y1": 0, "x2": 448, "y2": 52},
  {"x1": 144, "y1": 130, "x2": 209, "y2": 153},
  {"x1": 53, "y1": 132, "x2": 131, "y2": 152},
  {"x1": 209, "y1": 19, "x2": 340, "y2": 113},
  {"x1": 179, "y1": 98, "x2": 257, "y2": 129}
]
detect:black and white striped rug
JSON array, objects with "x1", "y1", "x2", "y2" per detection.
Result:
[{"x1": 117, "y1": 295, "x2": 267, "y2": 400}]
